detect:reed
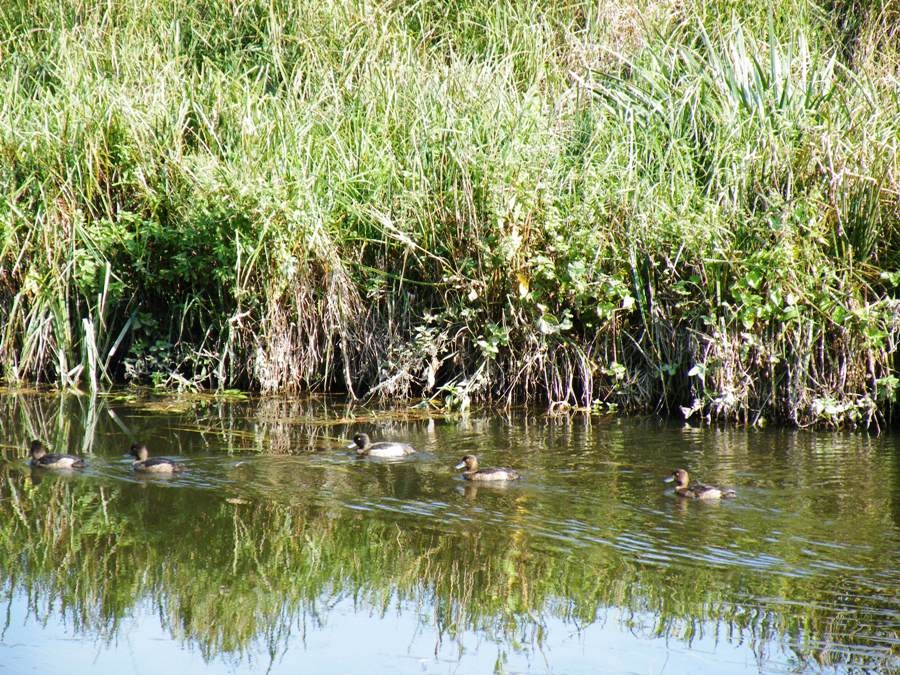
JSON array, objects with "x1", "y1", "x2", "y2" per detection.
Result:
[{"x1": 0, "y1": 0, "x2": 897, "y2": 427}]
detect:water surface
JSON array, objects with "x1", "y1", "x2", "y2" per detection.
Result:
[{"x1": 0, "y1": 392, "x2": 897, "y2": 673}]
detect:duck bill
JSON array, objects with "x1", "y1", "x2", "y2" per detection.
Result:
[
  {"x1": 346, "y1": 441, "x2": 357, "y2": 449},
  {"x1": 662, "y1": 475, "x2": 675, "y2": 483},
  {"x1": 454, "y1": 461, "x2": 467, "y2": 470}
]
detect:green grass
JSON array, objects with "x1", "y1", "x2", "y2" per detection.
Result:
[{"x1": 0, "y1": 0, "x2": 898, "y2": 428}]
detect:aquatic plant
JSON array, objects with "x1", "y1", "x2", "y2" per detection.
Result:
[{"x1": 0, "y1": 0, "x2": 897, "y2": 428}]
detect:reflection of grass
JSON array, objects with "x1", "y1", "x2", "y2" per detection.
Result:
[
  {"x1": 0, "y1": 464, "x2": 895, "y2": 672},
  {"x1": 0, "y1": 390, "x2": 455, "y2": 459}
]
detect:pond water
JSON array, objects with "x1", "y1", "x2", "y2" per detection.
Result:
[{"x1": 0, "y1": 392, "x2": 897, "y2": 674}]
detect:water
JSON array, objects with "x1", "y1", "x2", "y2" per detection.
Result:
[{"x1": 0, "y1": 392, "x2": 897, "y2": 674}]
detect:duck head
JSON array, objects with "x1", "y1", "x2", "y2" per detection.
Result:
[
  {"x1": 347, "y1": 433, "x2": 371, "y2": 451},
  {"x1": 664, "y1": 468, "x2": 690, "y2": 488},
  {"x1": 130, "y1": 443, "x2": 150, "y2": 461},
  {"x1": 454, "y1": 455, "x2": 478, "y2": 472},
  {"x1": 29, "y1": 440, "x2": 46, "y2": 460}
]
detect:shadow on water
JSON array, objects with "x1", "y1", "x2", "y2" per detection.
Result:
[{"x1": 0, "y1": 391, "x2": 897, "y2": 673}]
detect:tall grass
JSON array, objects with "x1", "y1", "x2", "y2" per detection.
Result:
[{"x1": 0, "y1": 0, "x2": 897, "y2": 427}]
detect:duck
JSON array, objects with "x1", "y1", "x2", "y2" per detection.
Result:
[
  {"x1": 454, "y1": 454, "x2": 520, "y2": 481},
  {"x1": 347, "y1": 433, "x2": 416, "y2": 458},
  {"x1": 28, "y1": 440, "x2": 86, "y2": 469},
  {"x1": 130, "y1": 443, "x2": 185, "y2": 473},
  {"x1": 664, "y1": 468, "x2": 735, "y2": 499}
]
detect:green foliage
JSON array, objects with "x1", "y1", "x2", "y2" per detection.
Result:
[{"x1": 0, "y1": 0, "x2": 897, "y2": 427}]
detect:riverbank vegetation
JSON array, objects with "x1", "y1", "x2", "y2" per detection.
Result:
[{"x1": 1, "y1": 0, "x2": 898, "y2": 427}]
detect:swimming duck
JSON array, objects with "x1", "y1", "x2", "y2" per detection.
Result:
[
  {"x1": 130, "y1": 443, "x2": 185, "y2": 473},
  {"x1": 664, "y1": 468, "x2": 735, "y2": 499},
  {"x1": 28, "y1": 440, "x2": 86, "y2": 469},
  {"x1": 347, "y1": 433, "x2": 416, "y2": 458},
  {"x1": 454, "y1": 454, "x2": 520, "y2": 481}
]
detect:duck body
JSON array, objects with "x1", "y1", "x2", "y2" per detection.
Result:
[
  {"x1": 29, "y1": 440, "x2": 86, "y2": 469},
  {"x1": 664, "y1": 468, "x2": 735, "y2": 499},
  {"x1": 455, "y1": 454, "x2": 520, "y2": 482},
  {"x1": 130, "y1": 444, "x2": 184, "y2": 473},
  {"x1": 348, "y1": 433, "x2": 416, "y2": 458}
]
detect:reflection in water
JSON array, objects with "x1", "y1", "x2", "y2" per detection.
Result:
[{"x1": 0, "y1": 392, "x2": 898, "y2": 673}]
